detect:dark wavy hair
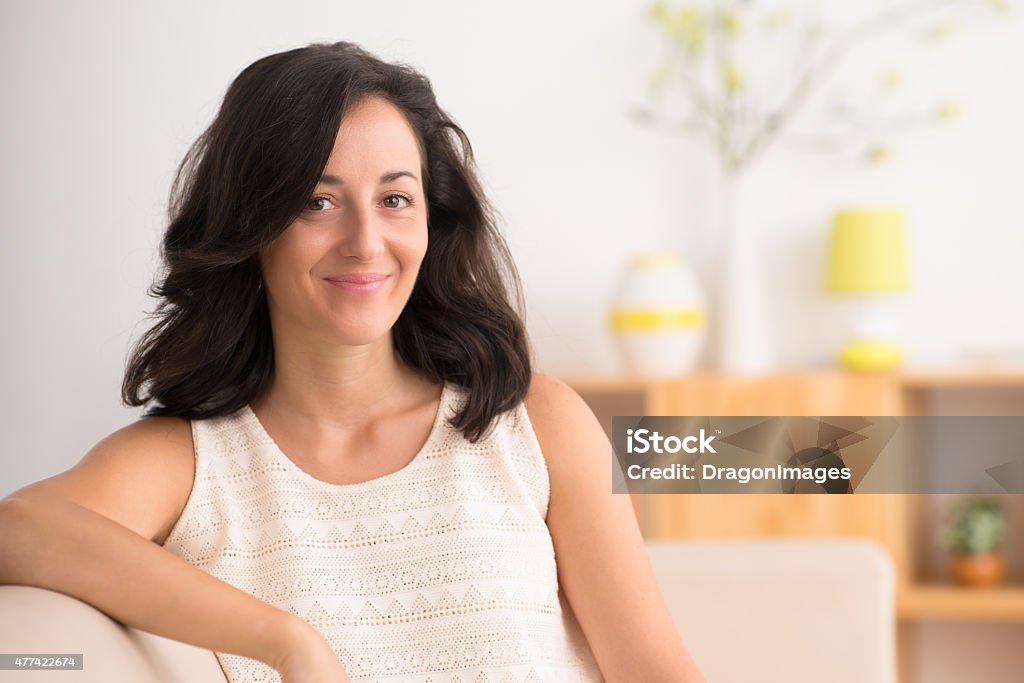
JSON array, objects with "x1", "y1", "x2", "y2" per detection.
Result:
[{"x1": 122, "y1": 41, "x2": 532, "y2": 442}]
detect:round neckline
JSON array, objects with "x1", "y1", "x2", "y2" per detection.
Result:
[{"x1": 242, "y1": 381, "x2": 450, "y2": 490}]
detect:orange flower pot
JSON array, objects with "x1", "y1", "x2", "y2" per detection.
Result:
[{"x1": 950, "y1": 553, "x2": 1005, "y2": 587}]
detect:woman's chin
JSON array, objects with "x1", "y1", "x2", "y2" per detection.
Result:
[{"x1": 326, "y1": 322, "x2": 395, "y2": 348}]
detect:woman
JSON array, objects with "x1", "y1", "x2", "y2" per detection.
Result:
[{"x1": 0, "y1": 42, "x2": 705, "y2": 683}]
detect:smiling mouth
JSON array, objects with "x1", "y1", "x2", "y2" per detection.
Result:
[{"x1": 323, "y1": 274, "x2": 390, "y2": 293}]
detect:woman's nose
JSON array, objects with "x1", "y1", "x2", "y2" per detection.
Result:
[{"x1": 339, "y1": 206, "x2": 385, "y2": 261}]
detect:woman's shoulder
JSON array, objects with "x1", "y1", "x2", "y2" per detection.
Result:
[
  {"x1": 523, "y1": 372, "x2": 593, "y2": 429},
  {"x1": 110, "y1": 414, "x2": 194, "y2": 446},
  {"x1": 93, "y1": 416, "x2": 195, "y2": 470},
  {"x1": 522, "y1": 372, "x2": 606, "y2": 460},
  {"x1": 12, "y1": 415, "x2": 196, "y2": 546}
]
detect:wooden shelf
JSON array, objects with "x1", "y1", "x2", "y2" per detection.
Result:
[
  {"x1": 899, "y1": 585, "x2": 1024, "y2": 621},
  {"x1": 557, "y1": 375, "x2": 663, "y2": 393},
  {"x1": 561, "y1": 370, "x2": 1024, "y2": 622},
  {"x1": 564, "y1": 369, "x2": 1024, "y2": 391},
  {"x1": 901, "y1": 370, "x2": 1024, "y2": 388}
]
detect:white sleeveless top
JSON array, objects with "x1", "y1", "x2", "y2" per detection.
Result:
[{"x1": 161, "y1": 382, "x2": 604, "y2": 683}]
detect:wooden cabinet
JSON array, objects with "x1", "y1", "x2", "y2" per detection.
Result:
[{"x1": 562, "y1": 370, "x2": 1024, "y2": 622}]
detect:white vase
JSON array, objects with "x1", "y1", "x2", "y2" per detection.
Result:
[
  {"x1": 710, "y1": 168, "x2": 775, "y2": 375},
  {"x1": 610, "y1": 252, "x2": 707, "y2": 376}
]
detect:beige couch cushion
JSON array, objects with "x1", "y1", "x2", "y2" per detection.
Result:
[{"x1": 646, "y1": 538, "x2": 897, "y2": 683}]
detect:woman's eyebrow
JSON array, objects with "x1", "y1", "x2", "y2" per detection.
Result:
[{"x1": 319, "y1": 170, "x2": 419, "y2": 186}]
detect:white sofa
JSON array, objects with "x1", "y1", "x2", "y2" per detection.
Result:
[
  {"x1": 0, "y1": 538, "x2": 896, "y2": 682},
  {"x1": 0, "y1": 582, "x2": 225, "y2": 682}
]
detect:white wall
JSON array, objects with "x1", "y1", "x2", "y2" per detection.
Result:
[{"x1": 2, "y1": 0, "x2": 1022, "y2": 495}]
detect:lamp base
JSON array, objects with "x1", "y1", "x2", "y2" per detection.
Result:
[{"x1": 838, "y1": 340, "x2": 904, "y2": 371}]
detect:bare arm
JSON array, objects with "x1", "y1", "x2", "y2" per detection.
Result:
[
  {"x1": 525, "y1": 374, "x2": 707, "y2": 683},
  {"x1": 0, "y1": 417, "x2": 347, "y2": 682}
]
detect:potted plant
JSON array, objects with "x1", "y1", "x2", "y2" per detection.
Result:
[{"x1": 939, "y1": 497, "x2": 1007, "y2": 588}]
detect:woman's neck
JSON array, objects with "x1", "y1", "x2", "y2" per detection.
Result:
[{"x1": 252, "y1": 332, "x2": 431, "y2": 430}]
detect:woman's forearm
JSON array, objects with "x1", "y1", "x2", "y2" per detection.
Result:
[{"x1": 0, "y1": 493, "x2": 304, "y2": 672}]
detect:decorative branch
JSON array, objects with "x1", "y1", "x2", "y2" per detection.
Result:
[
  {"x1": 737, "y1": 0, "x2": 973, "y2": 168},
  {"x1": 777, "y1": 104, "x2": 961, "y2": 156},
  {"x1": 637, "y1": 0, "x2": 1007, "y2": 173}
]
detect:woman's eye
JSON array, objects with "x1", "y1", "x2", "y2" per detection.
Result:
[
  {"x1": 305, "y1": 197, "x2": 336, "y2": 212},
  {"x1": 383, "y1": 194, "x2": 412, "y2": 209}
]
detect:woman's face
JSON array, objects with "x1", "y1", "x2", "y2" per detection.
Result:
[{"x1": 259, "y1": 97, "x2": 428, "y2": 349}]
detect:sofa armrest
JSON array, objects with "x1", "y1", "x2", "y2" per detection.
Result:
[{"x1": 0, "y1": 586, "x2": 226, "y2": 683}]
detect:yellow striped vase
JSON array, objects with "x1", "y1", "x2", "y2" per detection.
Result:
[{"x1": 610, "y1": 252, "x2": 707, "y2": 375}]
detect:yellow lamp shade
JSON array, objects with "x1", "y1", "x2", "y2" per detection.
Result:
[{"x1": 826, "y1": 209, "x2": 909, "y2": 293}]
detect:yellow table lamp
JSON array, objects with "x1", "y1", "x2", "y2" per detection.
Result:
[{"x1": 826, "y1": 209, "x2": 909, "y2": 370}]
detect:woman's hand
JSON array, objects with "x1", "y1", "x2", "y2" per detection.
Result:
[{"x1": 273, "y1": 618, "x2": 352, "y2": 683}]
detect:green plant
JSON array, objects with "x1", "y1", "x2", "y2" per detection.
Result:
[{"x1": 939, "y1": 497, "x2": 1006, "y2": 555}]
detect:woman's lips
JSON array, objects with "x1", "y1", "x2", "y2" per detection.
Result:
[{"x1": 324, "y1": 274, "x2": 389, "y2": 293}]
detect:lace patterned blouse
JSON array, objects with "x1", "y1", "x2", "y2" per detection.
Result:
[{"x1": 161, "y1": 381, "x2": 604, "y2": 682}]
